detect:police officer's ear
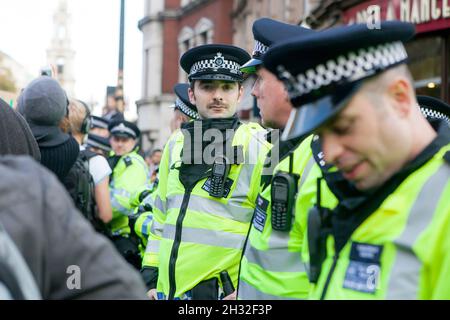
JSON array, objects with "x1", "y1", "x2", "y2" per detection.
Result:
[
  {"x1": 188, "y1": 82, "x2": 196, "y2": 105},
  {"x1": 237, "y1": 82, "x2": 244, "y2": 103},
  {"x1": 387, "y1": 77, "x2": 414, "y2": 119}
]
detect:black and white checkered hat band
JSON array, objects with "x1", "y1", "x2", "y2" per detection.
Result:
[
  {"x1": 253, "y1": 40, "x2": 269, "y2": 57},
  {"x1": 86, "y1": 140, "x2": 111, "y2": 151},
  {"x1": 111, "y1": 126, "x2": 137, "y2": 138},
  {"x1": 277, "y1": 41, "x2": 409, "y2": 99},
  {"x1": 190, "y1": 57, "x2": 241, "y2": 76},
  {"x1": 420, "y1": 107, "x2": 450, "y2": 124},
  {"x1": 176, "y1": 98, "x2": 200, "y2": 120},
  {"x1": 91, "y1": 118, "x2": 108, "y2": 129}
]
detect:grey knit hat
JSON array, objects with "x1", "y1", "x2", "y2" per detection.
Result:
[
  {"x1": 0, "y1": 98, "x2": 41, "y2": 161},
  {"x1": 17, "y1": 77, "x2": 70, "y2": 147}
]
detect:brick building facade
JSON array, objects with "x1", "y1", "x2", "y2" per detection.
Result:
[
  {"x1": 137, "y1": 0, "x2": 234, "y2": 151},
  {"x1": 137, "y1": 0, "x2": 318, "y2": 151}
]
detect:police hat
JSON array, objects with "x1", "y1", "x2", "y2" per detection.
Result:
[
  {"x1": 241, "y1": 18, "x2": 314, "y2": 74},
  {"x1": 263, "y1": 21, "x2": 416, "y2": 140},
  {"x1": 91, "y1": 115, "x2": 109, "y2": 130},
  {"x1": 180, "y1": 44, "x2": 250, "y2": 82},
  {"x1": 172, "y1": 83, "x2": 200, "y2": 120},
  {"x1": 85, "y1": 133, "x2": 112, "y2": 153},
  {"x1": 108, "y1": 120, "x2": 140, "y2": 139},
  {"x1": 417, "y1": 95, "x2": 450, "y2": 124}
]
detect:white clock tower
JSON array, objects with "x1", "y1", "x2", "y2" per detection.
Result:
[{"x1": 47, "y1": 0, "x2": 76, "y2": 97}]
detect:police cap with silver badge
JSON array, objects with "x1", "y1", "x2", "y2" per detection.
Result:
[
  {"x1": 241, "y1": 17, "x2": 315, "y2": 74},
  {"x1": 108, "y1": 120, "x2": 140, "y2": 139},
  {"x1": 263, "y1": 21, "x2": 416, "y2": 140},
  {"x1": 417, "y1": 95, "x2": 450, "y2": 125},
  {"x1": 181, "y1": 44, "x2": 250, "y2": 82},
  {"x1": 172, "y1": 83, "x2": 200, "y2": 120}
]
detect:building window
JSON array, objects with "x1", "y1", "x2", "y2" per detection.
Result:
[
  {"x1": 406, "y1": 32, "x2": 450, "y2": 102},
  {"x1": 195, "y1": 18, "x2": 214, "y2": 46},
  {"x1": 178, "y1": 27, "x2": 195, "y2": 83},
  {"x1": 197, "y1": 31, "x2": 208, "y2": 46},
  {"x1": 181, "y1": 0, "x2": 193, "y2": 7}
]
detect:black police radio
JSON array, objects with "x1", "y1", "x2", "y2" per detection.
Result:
[
  {"x1": 209, "y1": 156, "x2": 231, "y2": 198},
  {"x1": 271, "y1": 153, "x2": 299, "y2": 232}
]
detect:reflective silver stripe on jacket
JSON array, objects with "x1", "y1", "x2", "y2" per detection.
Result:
[
  {"x1": 110, "y1": 192, "x2": 134, "y2": 216},
  {"x1": 141, "y1": 215, "x2": 153, "y2": 239},
  {"x1": 153, "y1": 195, "x2": 166, "y2": 214},
  {"x1": 145, "y1": 239, "x2": 160, "y2": 255},
  {"x1": 234, "y1": 129, "x2": 264, "y2": 193},
  {"x1": 298, "y1": 156, "x2": 316, "y2": 190},
  {"x1": 167, "y1": 136, "x2": 178, "y2": 169},
  {"x1": 387, "y1": 163, "x2": 450, "y2": 299},
  {"x1": 166, "y1": 194, "x2": 253, "y2": 223},
  {"x1": 238, "y1": 279, "x2": 299, "y2": 300},
  {"x1": 150, "y1": 220, "x2": 165, "y2": 237},
  {"x1": 162, "y1": 224, "x2": 246, "y2": 250},
  {"x1": 244, "y1": 241, "x2": 306, "y2": 273}
]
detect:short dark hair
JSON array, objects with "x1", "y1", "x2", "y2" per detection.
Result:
[{"x1": 152, "y1": 149, "x2": 162, "y2": 155}]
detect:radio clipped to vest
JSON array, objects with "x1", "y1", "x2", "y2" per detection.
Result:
[
  {"x1": 271, "y1": 173, "x2": 298, "y2": 231},
  {"x1": 271, "y1": 153, "x2": 299, "y2": 232},
  {"x1": 209, "y1": 156, "x2": 231, "y2": 198},
  {"x1": 307, "y1": 178, "x2": 332, "y2": 284}
]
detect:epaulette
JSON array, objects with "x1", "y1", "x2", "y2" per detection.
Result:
[
  {"x1": 444, "y1": 151, "x2": 450, "y2": 164},
  {"x1": 124, "y1": 156, "x2": 133, "y2": 167}
]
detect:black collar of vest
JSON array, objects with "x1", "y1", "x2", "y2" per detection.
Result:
[
  {"x1": 260, "y1": 135, "x2": 305, "y2": 191},
  {"x1": 181, "y1": 115, "x2": 243, "y2": 166},
  {"x1": 181, "y1": 115, "x2": 241, "y2": 132}
]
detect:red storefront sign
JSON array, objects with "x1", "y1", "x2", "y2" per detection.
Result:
[{"x1": 342, "y1": 0, "x2": 450, "y2": 33}]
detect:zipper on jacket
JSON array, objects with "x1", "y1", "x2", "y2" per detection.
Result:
[
  {"x1": 320, "y1": 254, "x2": 339, "y2": 300},
  {"x1": 168, "y1": 187, "x2": 193, "y2": 300}
]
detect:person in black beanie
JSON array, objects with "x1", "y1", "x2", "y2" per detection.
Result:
[
  {"x1": 0, "y1": 98, "x2": 41, "y2": 161},
  {"x1": 17, "y1": 77, "x2": 79, "y2": 181}
]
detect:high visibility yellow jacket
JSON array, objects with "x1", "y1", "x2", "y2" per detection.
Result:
[
  {"x1": 109, "y1": 150, "x2": 149, "y2": 236},
  {"x1": 310, "y1": 142, "x2": 450, "y2": 300},
  {"x1": 238, "y1": 136, "x2": 338, "y2": 300},
  {"x1": 143, "y1": 123, "x2": 270, "y2": 299}
]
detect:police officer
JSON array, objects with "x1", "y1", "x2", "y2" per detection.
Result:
[
  {"x1": 108, "y1": 120, "x2": 149, "y2": 269},
  {"x1": 417, "y1": 95, "x2": 450, "y2": 125},
  {"x1": 263, "y1": 21, "x2": 450, "y2": 299},
  {"x1": 170, "y1": 83, "x2": 201, "y2": 132},
  {"x1": 85, "y1": 133, "x2": 112, "y2": 157},
  {"x1": 236, "y1": 18, "x2": 334, "y2": 300},
  {"x1": 133, "y1": 83, "x2": 201, "y2": 258},
  {"x1": 90, "y1": 115, "x2": 110, "y2": 138},
  {"x1": 141, "y1": 44, "x2": 271, "y2": 300}
]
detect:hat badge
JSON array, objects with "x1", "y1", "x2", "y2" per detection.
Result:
[{"x1": 213, "y1": 53, "x2": 224, "y2": 68}]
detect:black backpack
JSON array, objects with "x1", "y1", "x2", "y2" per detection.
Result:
[{"x1": 63, "y1": 149, "x2": 110, "y2": 236}]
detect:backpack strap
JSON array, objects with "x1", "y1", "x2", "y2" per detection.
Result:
[{"x1": 80, "y1": 149, "x2": 98, "y2": 161}]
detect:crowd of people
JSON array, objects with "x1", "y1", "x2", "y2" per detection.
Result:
[{"x1": 0, "y1": 18, "x2": 449, "y2": 301}]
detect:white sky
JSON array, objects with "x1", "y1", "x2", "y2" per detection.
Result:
[{"x1": 0, "y1": 0, "x2": 143, "y2": 119}]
